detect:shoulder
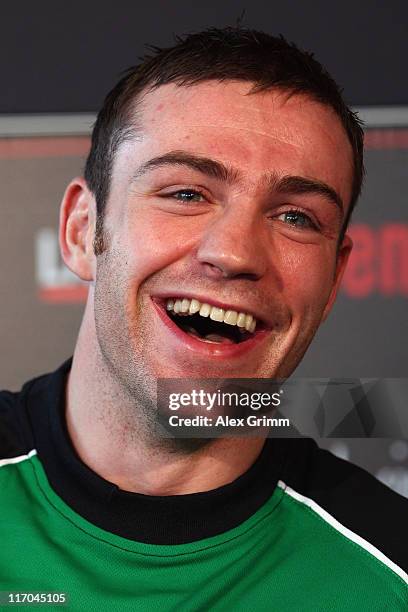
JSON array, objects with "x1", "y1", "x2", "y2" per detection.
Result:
[
  {"x1": 281, "y1": 438, "x2": 408, "y2": 578},
  {"x1": 0, "y1": 364, "x2": 65, "y2": 460},
  {"x1": 0, "y1": 387, "x2": 30, "y2": 459}
]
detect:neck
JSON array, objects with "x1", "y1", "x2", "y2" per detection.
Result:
[{"x1": 65, "y1": 300, "x2": 265, "y2": 496}]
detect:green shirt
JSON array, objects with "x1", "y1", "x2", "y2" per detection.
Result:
[{"x1": 0, "y1": 361, "x2": 407, "y2": 610}]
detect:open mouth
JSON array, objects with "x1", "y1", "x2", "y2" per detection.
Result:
[{"x1": 163, "y1": 297, "x2": 262, "y2": 345}]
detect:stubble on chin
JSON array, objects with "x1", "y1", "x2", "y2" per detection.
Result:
[{"x1": 93, "y1": 252, "x2": 214, "y2": 455}]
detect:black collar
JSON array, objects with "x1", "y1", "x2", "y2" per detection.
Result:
[{"x1": 25, "y1": 359, "x2": 289, "y2": 544}]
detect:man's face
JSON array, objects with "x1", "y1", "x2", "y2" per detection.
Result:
[{"x1": 93, "y1": 81, "x2": 353, "y2": 390}]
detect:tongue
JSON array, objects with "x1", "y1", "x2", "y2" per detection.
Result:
[{"x1": 184, "y1": 326, "x2": 234, "y2": 344}]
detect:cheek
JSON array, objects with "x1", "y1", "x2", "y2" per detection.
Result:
[
  {"x1": 122, "y1": 212, "x2": 205, "y2": 282},
  {"x1": 277, "y1": 241, "x2": 336, "y2": 314}
]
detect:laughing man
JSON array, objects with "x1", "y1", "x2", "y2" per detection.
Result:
[{"x1": 1, "y1": 27, "x2": 407, "y2": 610}]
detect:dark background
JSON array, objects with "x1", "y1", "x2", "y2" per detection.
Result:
[{"x1": 1, "y1": 0, "x2": 408, "y2": 113}]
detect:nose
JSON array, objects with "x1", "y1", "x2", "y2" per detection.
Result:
[{"x1": 196, "y1": 207, "x2": 267, "y2": 281}]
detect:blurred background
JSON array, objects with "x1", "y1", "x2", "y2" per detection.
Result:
[{"x1": 0, "y1": 1, "x2": 407, "y2": 495}]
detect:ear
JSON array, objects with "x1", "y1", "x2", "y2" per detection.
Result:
[
  {"x1": 59, "y1": 177, "x2": 96, "y2": 281},
  {"x1": 321, "y1": 234, "x2": 353, "y2": 322}
]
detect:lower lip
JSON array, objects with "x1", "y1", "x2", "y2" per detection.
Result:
[{"x1": 151, "y1": 298, "x2": 270, "y2": 359}]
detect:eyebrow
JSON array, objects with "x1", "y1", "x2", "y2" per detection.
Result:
[
  {"x1": 131, "y1": 150, "x2": 343, "y2": 212},
  {"x1": 270, "y1": 175, "x2": 343, "y2": 212},
  {"x1": 132, "y1": 150, "x2": 240, "y2": 183}
]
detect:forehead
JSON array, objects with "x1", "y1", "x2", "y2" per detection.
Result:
[{"x1": 120, "y1": 81, "x2": 354, "y2": 206}]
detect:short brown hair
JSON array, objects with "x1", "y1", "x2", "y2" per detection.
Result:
[{"x1": 84, "y1": 27, "x2": 364, "y2": 253}]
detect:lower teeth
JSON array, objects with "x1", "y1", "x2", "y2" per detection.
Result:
[
  {"x1": 184, "y1": 326, "x2": 233, "y2": 344},
  {"x1": 184, "y1": 325, "x2": 201, "y2": 338},
  {"x1": 202, "y1": 333, "x2": 234, "y2": 344}
]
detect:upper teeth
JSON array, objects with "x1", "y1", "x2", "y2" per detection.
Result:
[{"x1": 166, "y1": 298, "x2": 257, "y2": 333}]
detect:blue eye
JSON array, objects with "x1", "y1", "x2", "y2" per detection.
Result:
[
  {"x1": 278, "y1": 210, "x2": 317, "y2": 230},
  {"x1": 171, "y1": 189, "x2": 204, "y2": 202}
]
